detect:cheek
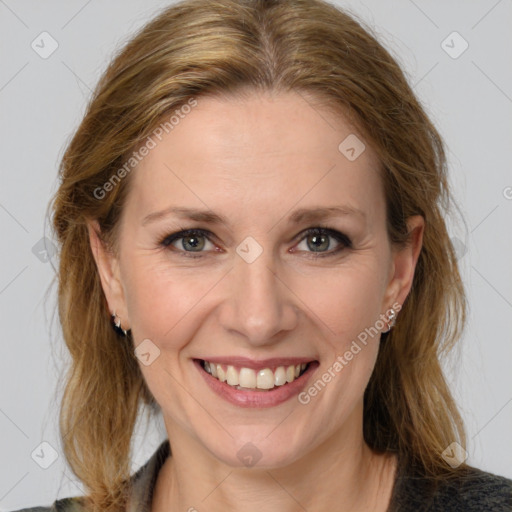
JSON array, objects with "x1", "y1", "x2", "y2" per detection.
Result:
[
  {"x1": 292, "y1": 262, "x2": 386, "y2": 342},
  {"x1": 121, "y1": 255, "x2": 219, "y2": 344}
]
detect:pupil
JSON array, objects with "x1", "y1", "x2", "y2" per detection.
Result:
[
  {"x1": 308, "y1": 234, "x2": 328, "y2": 252},
  {"x1": 183, "y1": 235, "x2": 204, "y2": 251}
]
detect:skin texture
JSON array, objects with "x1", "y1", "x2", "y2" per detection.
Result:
[{"x1": 88, "y1": 90, "x2": 424, "y2": 511}]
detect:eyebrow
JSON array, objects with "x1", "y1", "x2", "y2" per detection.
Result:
[{"x1": 141, "y1": 205, "x2": 365, "y2": 227}]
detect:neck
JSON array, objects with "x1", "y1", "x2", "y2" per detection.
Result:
[{"x1": 152, "y1": 409, "x2": 397, "y2": 512}]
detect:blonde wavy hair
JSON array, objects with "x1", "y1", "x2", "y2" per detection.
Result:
[{"x1": 49, "y1": 0, "x2": 467, "y2": 510}]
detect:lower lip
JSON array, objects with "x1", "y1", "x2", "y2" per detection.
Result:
[{"x1": 194, "y1": 359, "x2": 319, "y2": 408}]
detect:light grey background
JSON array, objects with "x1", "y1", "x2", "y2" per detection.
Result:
[{"x1": 1, "y1": 0, "x2": 511, "y2": 509}]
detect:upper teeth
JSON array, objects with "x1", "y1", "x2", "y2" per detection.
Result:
[{"x1": 203, "y1": 361, "x2": 308, "y2": 390}]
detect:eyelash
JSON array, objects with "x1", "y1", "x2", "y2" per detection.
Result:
[{"x1": 158, "y1": 226, "x2": 352, "y2": 259}]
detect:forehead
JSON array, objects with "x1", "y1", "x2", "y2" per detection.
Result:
[{"x1": 124, "y1": 90, "x2": 384, "y2": 227}]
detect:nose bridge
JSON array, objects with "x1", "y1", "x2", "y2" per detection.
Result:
[{"x1": 220, "y1": 237, "x2": 298, "y2": 344}]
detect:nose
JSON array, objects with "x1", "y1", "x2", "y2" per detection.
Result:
[{"x1": 217, "y1": 247, "x2": 299, "y2": 346}]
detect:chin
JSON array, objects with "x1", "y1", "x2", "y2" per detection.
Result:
[{"x1": 199, "y1": 428, "x2": 309, "y2": 470}]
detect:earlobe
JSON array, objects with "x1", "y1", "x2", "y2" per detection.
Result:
[{"x1": 86, "y1": 220, "x2": 129, "y2": 328}]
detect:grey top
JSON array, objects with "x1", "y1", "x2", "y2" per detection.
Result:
[
  {"x1": 11, "y1": 438, "x2": 512, "y2": 511},
  {"x1": 388, "y1": 456, "x2": 512, "y2": 511}
]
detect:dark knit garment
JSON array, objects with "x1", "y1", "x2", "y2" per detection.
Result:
[
  {"x1": 11, "y1": 439, "x2": 512, "y2": 511},
  {"x1": 387, "y1": 457, "x2": 512, "y2": 511}
]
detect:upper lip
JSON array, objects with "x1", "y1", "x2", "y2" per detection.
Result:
[{"x1": 196, "y1": 356, "x2": 317, "y2": 370}]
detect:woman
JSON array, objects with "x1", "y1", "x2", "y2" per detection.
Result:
[{"x1": 13, "y1": 0, "x2": 512, "y2": 511}]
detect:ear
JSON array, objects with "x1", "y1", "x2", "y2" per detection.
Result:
[
  {"x1": 382, "y1": 215, "x2": 424, "y2": 312},
  {"x1": 87, "y1": 220, "x2": 130, "y2": 329}
]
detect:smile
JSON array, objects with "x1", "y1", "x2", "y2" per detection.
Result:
[{"x1": 194, "y1": 357, "x2": 319, "y2": 408}]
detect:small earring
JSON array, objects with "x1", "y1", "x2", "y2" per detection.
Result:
[
  {"x1": 111, "y1": 311, "x2": 128, "y2": 337},
  {"x1": 383, "y1": 308, "x2": 397, "y2": 333}
]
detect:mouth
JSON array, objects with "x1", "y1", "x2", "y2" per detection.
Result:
[{"x1": 193, "y1": 357, "x2": 319, "y2": 408}]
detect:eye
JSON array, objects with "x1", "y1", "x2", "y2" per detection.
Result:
[
  {"x1": 158, "y1": 226, "x2": 352, "y2": 259},
  {"x1": 293, "y1": 227, "x2": 352, "y2": 258},
  {"x1": 159, "y1": 228, "x2": 216, "y2": 258}
]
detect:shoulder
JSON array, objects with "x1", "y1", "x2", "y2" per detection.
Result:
[
  {"x1": 391, "y1": 464, "x2": 512, "y2": 511},
  {"x1": 9, "y1": 439, "x2": 171, "y2": 512},
  {"x1": 9, "y1": 497, "x2": 85, "y2": 512},
  {"x1": 431, "y1": 466, "x2": 512, "y2": 510}
]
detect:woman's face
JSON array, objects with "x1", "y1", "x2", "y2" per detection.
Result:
[{"x1": 90, "y1": 90, "x2": 423, "y2": 468}]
